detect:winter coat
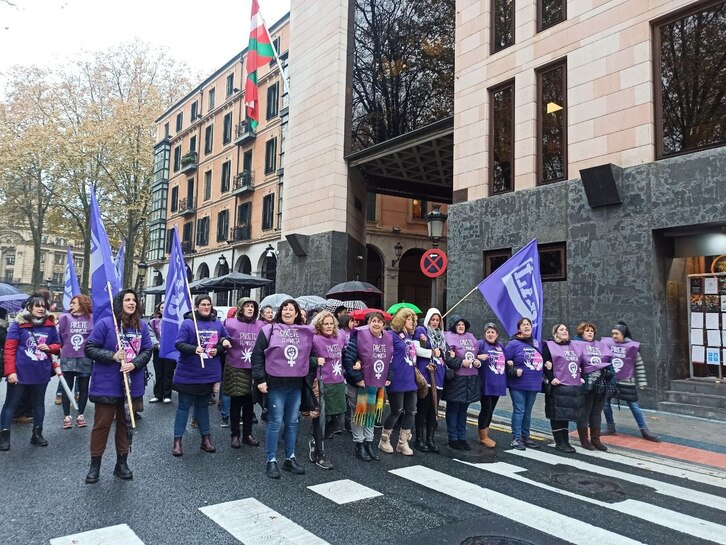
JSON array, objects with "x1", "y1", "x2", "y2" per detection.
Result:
[
  {"x1": 542, "y1": 340, "x2": 585, "y2": 422},
  {"x1": 3, "y1": 312, "x2": 61, "y2": 384}
]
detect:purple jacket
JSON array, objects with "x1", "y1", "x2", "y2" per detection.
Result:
[
  {"x1": 388, "y1": 330, "x2": 417, "y2": 393},
  {"x1": 504, "y1": 337, "x2": 544, "y2": 392},
  {"x1": 478, "y1": 339, "x2": 507, "y2": 397},
  {"x1": 4, "y1": 315, "x2": 61, "y2": 384},
  {"x1": 85, "y1": 316, "x2": 152, "y2": 399},
  {"x1": 58, "y1": 312, "x2": 93, "y2": 359},
  {"x1": 173, "y1": 317, "x2": 230, "y2": 384}
]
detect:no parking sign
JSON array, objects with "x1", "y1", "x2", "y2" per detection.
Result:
[{"x1": 420, "y1": 249, "x2": 448, "y2": 278}]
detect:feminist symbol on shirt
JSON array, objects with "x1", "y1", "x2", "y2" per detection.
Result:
[
  {"x1": 284, "y1": 345, "x2": 299, "y2": 367},
  {"x1": 465, "y1": 351, "x2": 475, "y2": 363},
  {"x1": 70, "y1": 333, "x2": 84, "y2": 352},
  {"x1": 373, "y1": 359, "x2": 384, "y2": 379},
  {"x1": 568, "y1": 362, "x2": 578, "y2": 379},
  {"x1": 612, "y1": 358, "x2": 624, "y2": 372}
]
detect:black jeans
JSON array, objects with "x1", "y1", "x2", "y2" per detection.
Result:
[
  {"x1": 152, "y1": 351, "x2": 176, "y2": 400},
  {"x1": 229, "y1": 394, "x2": 254, "y2": 437},
  {"x1": 383, "y1": 391, "x2": 417, "y2": 430},
  {"x1": 550, "y1": 418, "x2": 569, "y2": 432},
  {"x1": 1, "y1": 382, "x2": 48, "y2": 429},
  {"x1": 580, "y1": 390, "x2": 607, "y2": 429},
  {"x1": 415, "y1": 387, "x2": 439, "y2": 433},
  {"x1": 478, "y1": 395, "x2": 499, "y2": 429},
  {"x1": 61, "y1": 373, "x2": 90, "y2": 416}
]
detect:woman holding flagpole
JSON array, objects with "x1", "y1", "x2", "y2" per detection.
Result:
[
  {"x1": 84, "y1": 289, "x2": 152, "y2": 483},
  {"x1": 58, "y1": 295, "x2": 93, "y2": 429}
]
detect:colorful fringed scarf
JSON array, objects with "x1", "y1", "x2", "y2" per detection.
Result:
[{"x1": 353, "y1": 386, "x2": 385, "y2": 427}]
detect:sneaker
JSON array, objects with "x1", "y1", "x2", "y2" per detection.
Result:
[
  {"x1": 522, "y1": 437, "x2": 540, "y2": 449},
  {"x1": 149, "y1": 397, "x2": 160, "y2": 403},
  {"x1": 220, "y1": 416, "x2": 230, "y2": 428},
  {"x1": 308, "y1": 438, "x2": 316, "y2": 463},
  {"x1": 315, "y1": 455, "x2": 334, "y2": 470},
  {"x1": 76, "y1": 414, "x2": 87, "y2": 428},
  {"x1": 510, "y1": 438, "x2": 526, "y2": 451},
  {"x1": 54, "y1": 395, "x2": 62, "y2": 405},
  {"x1": 163, "y1": 397, "x2": 172, "y2": 404},
  {"x1": 63, "y1": 416, "x2": 72, "y2": 429}
]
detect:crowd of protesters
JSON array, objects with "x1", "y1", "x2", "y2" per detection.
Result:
[{"x1": 0, "y1": 289, "x2": 659, "y2": 483}]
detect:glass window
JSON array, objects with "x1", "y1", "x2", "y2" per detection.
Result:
[
  {"x1": 223, "y1": 113, "x2": 233, "y2": 145},
  {"x1": 208, "y1": 88, "x2": 216, "y2": 111},
  {"x1": 656, "y1": 1, "x2": 726, "y2": 157},
  {"x1": 6, "y1": 255, "x2": 15, "y2": 266},
  {"x1": 196, "y1": 217, "x2": 209, "y2": 246},
  {"x1": 173, "y1": 145, "x2": 181, "y2": 172},
  {"x1": 492, "y1": 0, "x2": 515, "y2": 53},
  {"x1": 266, "y1": 83, "x2": 279, "y2": 119},
  {"x1": 538, "y1": 0, "x2": 567, "y2": 31},
  {"x1": 262, "y1": 194, "x2": 275, "y2": 230},
  {"x1": 189, "y1": 135, "x2": 196, "y2": 152},
  {"x1": 166, "y1": 228, "x2": 175, "y2": 253},
  {"x1": 170, "y1": 186, "x2": 179, "y2": 212},
  {"x1": 366, "y1": 192, "x2": 377, "y2": 222},
  {"x1": 221, "y1": 161, "x2": 231, "y2": 193},
  {"x1": 182, "y1": 222, "x2": 193, "y2": 243},
  {"x1": 226, "y1": 73, "x2": 234, "y2": 97},
  {"x1": 265, "y1": 138, "x2": 277, "y2": 174},
  {"x1": 537, "y1": 59, "x2": 567, "y2": 184},
  {"x1": 204, "y1": 125, "x2": 214, "y2": 155},
  {"x1": 176, "y1": 112, "x2": 183, "y2": 131},
  {"x1": 539, "y1": 242, "x2": 567, "y2": 281},
  {"x1": 217, "y1": 210, "x2": 229, "y2": 242},
  {"x1": 490, "y1": 80, "x2": 514, "y2": 194},
  {"x1": 191, "y1": 101, "x2": 199, "y2": 121},
  {"x1": 411, "y1": 199, "x2": 428, "y2": 220},
  {"x1": 483, "y1": 248, "x2": 511, "y2": 278},
  {"x1": 204, "y1": 170, "x2": 212, "y2": 201},
  {"x1": 164, "y1": 123, "x2": 169, "y2": 137}
]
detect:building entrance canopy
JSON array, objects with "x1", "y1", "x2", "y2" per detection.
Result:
[{"x1": 346, "y1": 117, "x2": 454, "y2": 203}]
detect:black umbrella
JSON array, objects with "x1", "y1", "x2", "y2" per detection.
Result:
[
  {"x1": 196, "y1": 272, "x2": 272, "y2": 291},
  {"x1": 143, "y1": 278, "x2": 209, "y2": 295},
  {"x1": 0, "y1": 283, "x2": 21, "y2": 297},
  {"x1": 325, "y1": 281, "x2": 382, "y2": 298}
]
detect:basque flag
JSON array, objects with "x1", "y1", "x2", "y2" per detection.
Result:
[
  {"x1": 114, "y1": 239, "x2": 126, "y2": 285},
  {"x1": 62, "y1": 246, "x2": 81, "y2": 311},
  {"x1": 160, "y1": 227, "x2": 191, "y2": 359},
  {"x1": 477, "y1": 239, "x2": 544, "y2": 344},
  {"x1": 90, "y1": 187, "x2": 120, "y2": 322}
]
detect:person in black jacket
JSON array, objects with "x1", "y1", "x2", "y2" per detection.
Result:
[{"x1": 542, "y1": 324, "x2": 585, "y2": 453}]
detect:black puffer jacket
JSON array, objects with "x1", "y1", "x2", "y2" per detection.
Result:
[
  {"x1": 442, "y1": 316, "x2": 481, "y2": 404},
  {"x1": 542, "y1": 340, "x2": 586, "y2": 422}
]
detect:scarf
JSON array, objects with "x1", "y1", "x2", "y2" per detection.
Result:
[
  {"x1": 426, "y1": 325, "x2": 446, "y2": 351},
  {"x1": 353, "y1": 386, "x2": 385, "y2": 428}
]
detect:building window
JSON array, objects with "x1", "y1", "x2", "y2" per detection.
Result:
[
  {"x1": 40, "y1": 253, "x2": 45, "y2": 264},
  {"x1": 537, "y1": 59, "x2": 567, "y2": 184},
  {"x1": 189, "y1": 135, "x2": 196, "y2": 152},
  {"x1": 191, "y1": 100, "x2": 199, "y2": 121},
  {"x1": 173, "y1": 145, "x2": 181, "y2": 172},
  {"x1": 223, "y1": 112, "x2": 233, "y2": 144},
  {"x1": 221, "y1": 161, "x2": 231, "y2": 193},
  {"x1": 182, "y1": 222, "x2": 194, "y2": 246},
  {"x1": 366, "y1": 192, "x2": 377, "y2": 222},
  {"x1": 54, "y1": 253, "x2": 64, "y2": 265},
  {"x1": 655, "y1": 1, "x2": 726, "y2": 158},
  {"x1": 166, "y1": 228, "x2": 175, "y2": 253},
  {"x1": 483, "y1": 248, "x2": 512, "y2": 278},
  {"x1": 196, "y1": 217, "x2": 209, "y2": 246},
  {"x1": 273, "y1": 36, "x2": 281, "y2": 56},
  {"x1": 176, "y1": 112, "x2": 183, "y2": 132},
  {"x1": 217, "y1": 210, "x2": 229, "y2": 242},
  {"x1": 74, "y1": 258, "x2": 82, "y2": 269},
  {"x1": 491, "y1": 0, "x2": 515, "y2": 53},
  {"x1": 266, "y1": 83, "x2": 279, "y2": 119},
  {"x1": 3, "y1": 270, "x2": 12, "y2": 282},
  {"x1": 204, "y1": 170, "x2": 212, "y2": 201},
  {"x1": 262, "y1": 193, "x2": 275, "y2": 230},
  {"x1": 208, "y1": 88, "x2": 215, "y2": 111},
  {"x1": 226, "y1": 73, "x2": 234, "y2": 97},
  {"x1": 490, "y1": 80, "x2": 514, "y2": 194},
  {"x1": 53, "y1": 272, "x2": 63, "y2": 285},
  {"x1": 538, "y1": 0, "x2": 567, "y2": 32},
  {"x1": 164, "y1": 123, "x2": 169, "y2": 137},
  {"x1": 237, "y1": 202, "x2": 251, "y2": 226},
  {"x1": 264, "y1": 138, "x2": 277, "y2": 174},
  {"x1": 539, "y1": 242, "x2": 567, "y2": 281},
  {"x1": 411, "y1": 199, "x2": 428, "y2": 220},
  {"x1": 5, "y1": 255, "x2": 14, "y2": 266},
  {"x1": 170, "y1": 186, "x2": 179, "y2": 212},
  {"x1": 204, "y1": 125, "x2": 213, "y2": 155}
]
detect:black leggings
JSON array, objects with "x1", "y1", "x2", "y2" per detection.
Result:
[
  {"x1": 229, "y1": 395, "x2": 255, "y2": 437},
  {"x1": 62, "y1": 373, "x2": 89, "y2": 416},
  {"x1": 415, "y1": 387, "x2": 438, "y2": 432},
  {"x1": 311, "y1": 413, "x2": 343, "y2": 455},
  {"x1": 153, "y1": 352, "x2": 176, "y2": 400},
  {"x1": 580, "y1": 390, "x2": 607, "y2": 429},
  {"x1": 478, "y1": 395, "x2": 499, "y2": 429},
  {"x1": 383, "y1": 391, "x2": 417, "y2": 430}
]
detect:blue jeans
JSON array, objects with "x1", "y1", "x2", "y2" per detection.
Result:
[
  {"x1": 510, "y1": 389, "x2": 538, "y2": 440},
  {"x1": 1, "y1": 382, "x2": 48, "y2": 429},
  {"x1": 220, "y1": 394, "x2": 231, "y2": 418},
  {"x1": 603, "y1": 399, "x2": 646, "y2": 429},
  {"x1": 265, "y1": 385, "x2": 301, "y2": 462},
  {"x1": 174, "y1": 392, "x2": 211, "y2": 437},
  {"x1": 445, "y1": 401, "x2": 469, "y2": 441}
]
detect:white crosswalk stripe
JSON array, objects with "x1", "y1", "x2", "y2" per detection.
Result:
[
  {"x1": 461, "y1": 460, "x2": 726, "y2": 545},
  {"x1": 390, "y1": 464, "x2": 646, "y2": 545},
  {"x1": 49, "y1": 524, "x2": 145, "y2": 545},
  {"x1": 308, "y1": 478, "x2": 382, "y2": 504}
]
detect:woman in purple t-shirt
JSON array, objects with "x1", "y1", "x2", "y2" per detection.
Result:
[{"x1": 58, "y1": 295, "x2": 93, "y2": 429}]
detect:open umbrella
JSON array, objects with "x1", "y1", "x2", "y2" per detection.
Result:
[
  {"x1": 0, "y1": 293, "x2": 29, "y2": 313},
  {"x1": 343, "y1": 300, "x2": 367, "y2": 311},
  {"x1": 196, "y1": 272, "x2": 272, "y2": 291},
  {"x1": 349, "y1": 308, "x2": 392, "y2": 322},
  {"x1": 0, "y1": 283, "x2": 21, "y2": 297},
  {"x1": 296, "y1": 295, "x2": 328, "y2": 311},
  {"x1": 259, "y1": 293, "x2": 293, "y2": 310},
  {"x1": 325, "y1": 281, "x2": 382, "y2": 298},
  {"x1": 323, "y1": 298, "x2": 344, "y2": 312},
  {"x1": 387, "y1": 302, "x2": 423, "y2": 315}
]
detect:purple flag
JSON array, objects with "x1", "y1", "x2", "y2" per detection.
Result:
[
  {"x1": 160, "y1": 227, "x2": 191, "y2": 359},
  {"x1": 90, "y1": 188, "x2": 121, "y2": 322},
  {"x1": 62, "y1": 246, "x2": 81, "y2": 312},
  {"x1": 477, "y1": 239, "x2": 543, "y2": 344}
]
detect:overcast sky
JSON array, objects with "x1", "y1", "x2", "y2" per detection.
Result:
[{"x1": 0, "y1": 0, "x2": 290, "y2": 87}]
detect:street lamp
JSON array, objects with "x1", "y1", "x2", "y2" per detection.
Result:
[
  {"x1": 391, "y1": 242, "x2": 403, "y2": 267},
  {"x1": 136, "y1": 261, "x2": 148, "y2": 315},
  {"x1": 218, "y1": 254, "x2": 228, "y2": 268},
  {"x1": 425, "y1": 204, "x2": 448, "y2": 310}
]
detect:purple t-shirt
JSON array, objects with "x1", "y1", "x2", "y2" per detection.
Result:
[
  {"x1": 545, "y1": 340, "x2": 582, "y2": 386},
  {"x1": 444, "y1": 331, "x2": 480, "y2": 377},
  {"x1": 478, "y1": 340, "x2": 507, "y2": 396},
  {"x1": 504, "y1": 338, "x2": 544, "y2": 392},
  {"x1": 262, "y1": 323, "x2": 314, "y2": 378},
  {"x1": 58, "y1": 312, "x2": 93, "y2": 359},
  {"x1": 356, "y1": 326, "x2": 393, "y2": 388},
  {"x1": 312, "y1": 332, "x2": 346, "y2": 384},
  {"x1": 600, "y1": 338, "x2": 640, "y2": 380},
  {"x1": 224, "y1": 318, "x2": 264, "y2": 369},
  {"x1": 574, "y1": 339, "x2": 612, "y2": 373}
]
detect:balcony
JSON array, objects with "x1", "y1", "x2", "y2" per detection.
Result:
[
  {"x1": 229, "y1": 225, "x2": 251, "y2": 243},
  {"x1": 181, "y1": 241, "x2": 196, "y2": 255},
  {"x1": 233, "y1": 120, "x2": 256, "y2": 146},
  {"x1": 178, "y1": 198, "x2": 195, "y2": 216},
  {"x1": 231, "y1": 171, "x2": 254, "y2": 195},
  {"x1": 180, "y1": 151, "x2": 198, "y2": 174}
]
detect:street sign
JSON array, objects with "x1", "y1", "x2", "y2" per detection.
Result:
[{"x1": 420, "y1": 249, "x2": 448, "y2": 278}]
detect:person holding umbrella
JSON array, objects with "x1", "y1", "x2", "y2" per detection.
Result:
[{"x1": 83, "y1": 289, "x2": 152, "y2": 483}]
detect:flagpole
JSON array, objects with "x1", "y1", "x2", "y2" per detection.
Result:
[
  {"x1": 106, "y1": 282, "x2": 136, "y2": 430},
  {"x1": 184, "y1": 276, "x2": 206, "y2": 369},
  {"x1": 441, "y1": 285, "x2": 480, "y2": 320},
  {"x1": 259, "y1": 11, "x2": 290, "y2": 96}
]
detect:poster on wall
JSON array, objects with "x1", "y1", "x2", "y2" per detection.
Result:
[
  {"x1": 706, "y1": 347, "x2": 721, "y2": 366},
  {"x1": 705, "y1": 313, "x2": 721, "y2": 329},
  {"x1": 691, "y1": 277, "x2": 703, "y2": 295},
  {"x1": 721, "y1": 296, "x2": 726, "y2": 312},
  {"x1": 707, "y1": 330, "x2": 722, "y2": 346},
  {"x1": 705, "y1": 277, "x2": 718, "y2": 294},
  {"x1": 692, "y1": 345, "x2": 705, "y2": 363},
  {"x1": 692, "y1": 312, "x2": 705, "y2": 328},
  {"x1": 691, "y1": 295, "x2": 705, "y2": 312},
  {"x1": 705, "y1": 296, "x2": 721, "y2": 312}
]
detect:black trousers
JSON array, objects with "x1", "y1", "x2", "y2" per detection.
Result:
[
  {"x1": 153, "y1": 350, "x2": 176, "y2": 400},
  {"x1": 229, "y1": 394, "x2": 254, "y2": 437},
  {"x1": 414, "y1": 387, "x2": 439, "y2": 433},
  {"x1": 580, "y1": 390, "x2": 607, "y2": 429},
  {"x1": 383, "y1": 391, "x2": 417, "y2": 430},
  {"x1": 478, "y1": 395, "x2": 499, "y2": 429}
]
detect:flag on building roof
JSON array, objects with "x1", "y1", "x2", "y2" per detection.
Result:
[{"x1": 244, "y1": 0, "x2": 276, "y2": 129}]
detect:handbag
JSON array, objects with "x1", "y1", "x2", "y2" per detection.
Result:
[
  {"x1": 414, "y1": 368, "x2": 429, "y2": 399},
  {"x1": 300, "y1": 373, "x2": 319, "y2": 412}
]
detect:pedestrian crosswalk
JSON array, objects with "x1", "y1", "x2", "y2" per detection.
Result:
[{"x1": 48, "y1": 444, "x2": 726, "y2": 545}]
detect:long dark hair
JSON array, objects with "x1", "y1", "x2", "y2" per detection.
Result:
[
  {"x1": 114, "y1": 289, "x2": 142, "y2": 331},
  {"x1": 274, "y1": 299, "x2": 303, "y2": 325}
]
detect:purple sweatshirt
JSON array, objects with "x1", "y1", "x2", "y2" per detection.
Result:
[
  {"x1": 173, "y1": 317, "x2": 230, "y2": 384},
  {"x1": 504, "y1": 337, "x2": 544, "y2": 392},
  {"x1": 388, "y1": 330, "x2": 417, "y2": 393}
]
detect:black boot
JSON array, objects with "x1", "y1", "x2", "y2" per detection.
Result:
[
  {"x1": 85, "y1": 456, "x2": 102, "y2": 484},
  {"x1": 31, "y1": 426, "x2": 48, "y2": 446},
  {"x1": 414, "y1": 428, "x2": 429, "y2": 452},
  {"x1": 113, "y1": 453, "x2": 133, "y2": 480},
  {"x1": 640, "y1": 427, "x2": 661, "y2": 442},
  {"x1": 0, "y1": 429, "x2": 9, "y2": 451},
  {"x1": 355, "y1": 442, "x2": 372, "y2": 461},
  {"x1": 590, "y1": 427, "x2": 608, "y2": 451},
  {"x1": 554, "y1": 430, "x2": 575, "y2": 453},
  {"x1": 426, "y1": 426, "x2": 440, "y2": 453},
  {"x1": 364, "y1": 440, "x2": 380, "y2": 461}
]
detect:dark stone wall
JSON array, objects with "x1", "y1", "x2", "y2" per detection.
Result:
[{"x1": 447, "y1": 147, "x2": 726, "y2": 406}]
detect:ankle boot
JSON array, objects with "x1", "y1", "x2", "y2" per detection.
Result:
[
  {"x1": 555, "y1": 430, "x2": 576, "y2": 453},
  {"x1": 364, "y1": 440, "x2": 380, "y2": 461},
  {"x1": 414, "y1": 428, "x2": 429, "y2": 452},
  {"x1": 378, "y1": 429, "x2": 394, "y2": 453},
  {"x1": 396, "y1": 429, "x2": 414, "y2": 456},
  {"x1": 479, "y1": 428, "x2": 497, "y2": 448},
  {"x1": 200, "y1": 434, "x2": 216, "y2": 452},
  {"x1": 31, "y1": 426, "x2": 48, "y2": 446},
  {"x1": 601, "y1": 422, "x2": 617, "y2": 436},
  {"x1": 0, "y1": 429, "x2": 9, "y2": 451},
  {"x1": 640, "y1": 427, "x2": 661, "y2": 442},
  {"x1": 85, "y1": 456, "x2": 102, "y2": 484},
  {"x1": 590, "y1": 427, "x2": 608, "y2": 451},
  {"x1": 577, "y1": 427, "x2": 594, "y2": 450},
  {"x1": 172, "y1": 437, "x2": 183, "y2": 457},
  {"x1": 425, "y1": 427, "x2": 440, "y2": 453},
  {"x1": 355, "y1": 442, "x2": 372, "y2": 461},
  {"x1": 113, "y1": 453, "x2": 133, "y2": 480}
]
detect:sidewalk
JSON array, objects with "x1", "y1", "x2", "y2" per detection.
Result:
[{"x1": 468, "y1": 394, "x2": 726, "y2": 471}]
